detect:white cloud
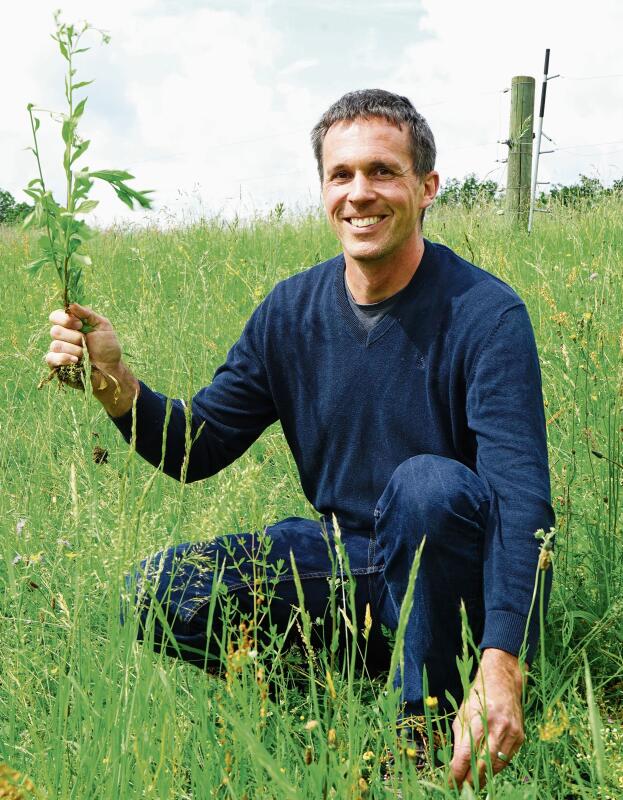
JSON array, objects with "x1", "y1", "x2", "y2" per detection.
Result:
[
  {"x1": 1, "y1": 0, "x2": 621, "y2": 226},
  {"x1": 390, "y1": 0, "x2": 623, "y2": 188}
]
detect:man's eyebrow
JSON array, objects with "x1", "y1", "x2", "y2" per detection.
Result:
[
  {"x1": 325, "y1": 162, "x2": 350, "y2": 174},
  {"x1": 325, "y1": 159, "x2": 404, "y2": 174}
]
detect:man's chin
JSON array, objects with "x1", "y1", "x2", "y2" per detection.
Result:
[{"x1": 342, "y1": 243, "x2": 389, "y2": 265}]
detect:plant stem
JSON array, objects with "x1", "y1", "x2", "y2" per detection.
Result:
[{"x1": 62, "y1": 26, "x2": 77, "y2": 310}]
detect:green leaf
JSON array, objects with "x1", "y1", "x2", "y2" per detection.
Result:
[
  {"x1": 62, "y1": 118, "x2": 74, "y2": 145},
  {"x1": 70, "y1": 139, "x2": 90, "y2": 165},
  {"x1": 22, "y1": 210, "x2": 36, "y2": 228},
  {"x1": 23, "y1": 188, "x2": 42, "y2": 201},
  {"x1": 34, "y1": 117, "x2": 40, "y2": 132},
  {"x1": 24, "y1": 257, "x2": 50, "y2": 275},
  {"x1": 73, "y1": 98, "x2": 87, "y2": 119},
  {"x1": 113, "y1": 187, "x2": 134, "y2": 210},
  {"x1": 75, "y1": 199, "x2": 98, "y2": 214},
  {"x1": 73, "y1": 47, "x2": 90, "y2": 55},
  {"x1": 89, "y1": 169, "x2": 135, "y2": 182},
  {"x1": 72, "y1": 80, "x2": 94, "y2": 91},
  {"x1": 58, "y1": 40, "x2": 69, "y2": 60},
  {"x1": 28, "y1": 178, "x2": 43, "y2": 187}
]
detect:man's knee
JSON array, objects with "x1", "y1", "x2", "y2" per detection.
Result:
[
  {"x1": 122, "y1": 542, "x2": 212, "y2": 634},
  {"x1": 376, "y1": 454, "x2": 489, "y2": 549}
]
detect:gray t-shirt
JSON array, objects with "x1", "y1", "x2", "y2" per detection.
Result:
[{"x1": 344, "y1": 271, "x2": 403, "y2": 332}]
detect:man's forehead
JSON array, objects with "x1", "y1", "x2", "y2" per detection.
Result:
[{"x1": 322, "y1": 117, "x2": 410, "y2": 164}]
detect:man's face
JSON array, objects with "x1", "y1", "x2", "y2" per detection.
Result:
[{"x1": 321, "y1": 117, "x2": 438, "y2": 266}]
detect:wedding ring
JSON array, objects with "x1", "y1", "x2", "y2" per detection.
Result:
[{"x1": 496, "y1": 751, "x2": 510, "y2": 762}]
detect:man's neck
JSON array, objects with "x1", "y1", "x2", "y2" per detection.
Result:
[{"x1": 344, "y1": 235, "x2": 425, "y2": 304}]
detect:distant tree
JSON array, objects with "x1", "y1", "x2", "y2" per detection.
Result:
[
  {"x1": 436, "y1": 174, "x2": 499, "y2": 209},
  {"x1": 549, "y1": 174, "x2": 605, "y2": 207},
  {"x1": 0, "y1": 188, "x2": 32, "y2": 224}
]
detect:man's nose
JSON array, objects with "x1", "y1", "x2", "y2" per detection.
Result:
[{"x1": 347, "y1": 172, "x2": 376, "y2": 203}]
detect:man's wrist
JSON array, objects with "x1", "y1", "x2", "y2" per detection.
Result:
[
  {"x1": 90, "y1": 361, "x2": 140, "y2": 417},
  {"x1": 481, "y1": 648, "x2": 526, "y2": 691}
]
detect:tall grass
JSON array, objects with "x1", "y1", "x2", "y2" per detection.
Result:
[{"x1": 1, "y1": 199, "x2": 622, "y2": 798}]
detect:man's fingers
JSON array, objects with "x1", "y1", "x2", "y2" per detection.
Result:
[
  {"x1": 449, "y1": 717, "x2": 484, "y2": 788},
  {"x1": 49, "y1": 309, "x2": 83, "y2": 329},
  {"x1": 45, "y1": 350, "x2": 79, "y2": 367},
  {"x1": 489, "y1": 729, "x2": 524, "y2": 775},
  {"x1": 50, "y1": 340, "x2": 83, "y2": 358},
  {"x1": 50, "y1": 325, "x2": 84, "y2": 347}
]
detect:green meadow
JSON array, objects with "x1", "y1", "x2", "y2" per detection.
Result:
[{"x1": 1, "y1": 199, "x2": 622, "y2": 798}]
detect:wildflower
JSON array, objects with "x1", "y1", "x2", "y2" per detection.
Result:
[
  {"x1": 304, "y1": 746, "x2": 313, "y2": 765},
  {"x1": 328, "y1": 728, "x2": 337, "y2": 747},
  {"x1": 539, "y1": 703, "x2": 569, "y2": 741},
  {"x1": 358, "y1": 776, "x2": 369, "y2": 794},
  {"x1": 304, "y1": 719, "x2": 319, "y2": 732},
  {"x1": 326, "y1": 670, "x2": 337, "y2": 700},
  {"x1": 364, "y1": 603, "x2": 372, "y2": 640},
  {"x1": 535, "y1": 527, "x2": 555, "y2": 571},
  {"x1": 424, "y1": 696, "x2": 438, "y2": 709},
  {"x1": 362, "y1": 750, "x2": 375, "y2": 762}
]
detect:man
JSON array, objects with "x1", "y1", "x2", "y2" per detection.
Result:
[{"x1": 46, "y1": 89, "x2": 553, "y2": 789}]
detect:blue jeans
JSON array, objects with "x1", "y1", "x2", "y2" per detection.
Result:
[{"x1": 128, "y1": 455, "x2": 489, "y2": 716}]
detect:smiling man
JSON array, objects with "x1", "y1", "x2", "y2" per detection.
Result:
[{"x1": 46, "y1": 89, "x2": 553, "y2": 789}]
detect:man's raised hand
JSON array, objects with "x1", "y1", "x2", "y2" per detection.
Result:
[
  {"x1": 46, "y1": 303, "x2": 139, "y2": 417},
  {"x1": 47, "y1": 303, "x2": 120, "y2": 372},
  {"x1": 449, "y1": 648, "x2": 526, "y2": 791}
]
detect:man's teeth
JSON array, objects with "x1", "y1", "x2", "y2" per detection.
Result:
[{"x1": 349, "y1": 216, "x2": 382, "y2": 228}]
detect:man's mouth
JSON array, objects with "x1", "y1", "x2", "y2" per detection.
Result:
[{"x1": 346, "y1": 215, "x2": 385, "y2": 228}]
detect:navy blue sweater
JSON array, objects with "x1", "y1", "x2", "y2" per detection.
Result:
[{"x1": 113, "y1": 240, "x2": 554, "y2": 656}]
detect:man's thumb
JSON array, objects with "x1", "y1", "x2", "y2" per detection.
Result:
[{"x1": 68, "y1": 303, "x2": 106, "y2": 329}]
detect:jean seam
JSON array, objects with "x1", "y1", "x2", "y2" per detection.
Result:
[{"x1": 180, "y1": 565, "x2": 384, "y2": 623}]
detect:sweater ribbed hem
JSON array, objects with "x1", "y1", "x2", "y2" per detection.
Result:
[{"x1": 479, "y1": 609, "x2": 537, "y2": 664}]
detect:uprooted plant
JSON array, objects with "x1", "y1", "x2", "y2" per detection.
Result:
[{"x1": 24, "y1": 12, "x2": 153, "y2": 389}]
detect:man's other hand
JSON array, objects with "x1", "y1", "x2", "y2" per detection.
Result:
[
  {"x1": 449, "y1": 648, "x2": 526, "y2": 791},
  {"x1": 46, "y1": 303, "x2": 139, "y2": 417}
]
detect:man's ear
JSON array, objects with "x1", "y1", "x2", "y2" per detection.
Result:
[{"x1": 421, "y1": 170, "x2": 440, "y2": 211}]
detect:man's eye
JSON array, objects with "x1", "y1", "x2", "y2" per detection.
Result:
[
  {"x1": 332, "y1": 171, "x2": 350, "y2": 181},
  {"x1": 374, "y1": 166, "x2": 393, "y2": 177}
]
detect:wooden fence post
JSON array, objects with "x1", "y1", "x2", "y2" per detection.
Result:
[{"x1": 506, "y1": 75, "x2": 535, "y2": 228}]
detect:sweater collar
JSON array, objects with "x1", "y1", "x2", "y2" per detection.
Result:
[{"x1": 334, "y1": 239, "x2": 435, "y2": 347}]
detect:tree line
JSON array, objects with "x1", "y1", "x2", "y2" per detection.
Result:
[{"x1": 2, "y1": 173, "x2": 623, "y2": 225}]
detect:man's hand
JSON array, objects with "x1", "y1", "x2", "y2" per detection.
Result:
[
  {"x1": 46, "y1": 302, "x2": 139, "y2": 417},
  {"x1": 449, "y1": 648, "x2": 526, "y2": 791}
]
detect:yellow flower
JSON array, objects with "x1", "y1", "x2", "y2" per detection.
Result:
[
  {"x1": 363, "y1": 603, "x2": 372, "y2": 639},
  {"x1": 326, "y1": 670, "x2": 337, "y2": 700},
  {"x1": 539, "y1": 702, "x2": 569, "y2": 741},
  {"x1": 424, "y1": 696, "x2": 438, "y2": 708}
]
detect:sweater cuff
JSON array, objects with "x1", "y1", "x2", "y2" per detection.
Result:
[
  {"x1": 479, "y1": 609, "x2": 537, "y2": 664},
  {"x1": 108, "y1": 380, "x2": 158, "y2": 443}
]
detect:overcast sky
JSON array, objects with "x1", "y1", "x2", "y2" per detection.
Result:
[{"x1": 2, "y1": 0, "x2": 622, "y2": 225}]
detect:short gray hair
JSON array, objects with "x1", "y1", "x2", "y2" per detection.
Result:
[{"x1": 311, "y1": 89, "x2": 436, "y2": 181}]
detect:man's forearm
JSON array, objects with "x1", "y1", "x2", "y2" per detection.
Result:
[{"x1": 92, "y1": 361, "x2": 140, "y2": 418}]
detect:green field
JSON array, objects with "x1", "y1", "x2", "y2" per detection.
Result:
[{"x1": 1, "y1": 200, "x2": 622, "y2": 798}]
